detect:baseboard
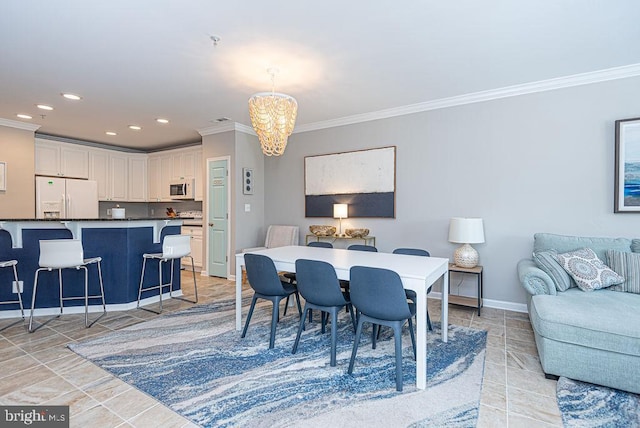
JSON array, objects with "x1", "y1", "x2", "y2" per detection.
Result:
[
  {"x1": 429, "y1": 291, "x2": 528, "y2": 313},
  {"x1": 0, "y1": 290, "x2": 184, "y2": 320}
]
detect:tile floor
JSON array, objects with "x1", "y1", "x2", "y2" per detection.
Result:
[{"x1": 0, "y1": 273, "x2": 563, "y2": 427}]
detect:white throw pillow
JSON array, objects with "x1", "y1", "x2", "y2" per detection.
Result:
[{"x1": 555, "y1": 248, "x2": 625, "y2": 292}]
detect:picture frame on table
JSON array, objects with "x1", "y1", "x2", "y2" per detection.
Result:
[
  {"x1": 615, "y1": 117, "x2": 640, "y2": 212},
  {"x1": 0, "y1": 161, "x2": 6, "y2": 191}
]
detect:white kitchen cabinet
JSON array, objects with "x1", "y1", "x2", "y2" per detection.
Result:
[
  {"x1": 35, "y1": 139, "x2": 89, "y2": 179},
  {"x1": 181, "y1": 225, "x2": 203, "y2": 269},
  {"x1": 88, "y1": 149, "x2": 110, "y2": 200},
  {"x1": 128, "y1": 154, "x2": 147, "y2": 202},
  {"x1": 147, "y1": 156, "x2": 161, "y2": 201},
  {"x1": 88, "y1": 149, "x2": 131, "y2": 201},
  {"x1": 159, "y1": 154, "x2": 173, "y2": 201},
  {"x1": 110, "y1": 154, "x2": 128, "y2": 201},
  {"x1": 147, "y1": 145, "x2": 203, "y2": 202}
]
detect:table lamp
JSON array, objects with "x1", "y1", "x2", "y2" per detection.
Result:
[
  {"x1": 448, "y1": 217, "x2": 485, "y2": 268},
  {"x1": 333, "y1": 204, "x2": 348, "y2": 236}
]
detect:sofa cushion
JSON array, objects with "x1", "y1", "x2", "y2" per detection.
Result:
[
  {"x1": 532, "y1": 250, "x2": 575, "y2": 291},
  {"x1": 606, "y1": 250, "x2": 640, "y2": 294},
  {"x1": 556, "y1": 248, "x2": 624, "y2": 291},
  {"x1": 533, "y1": 233, "x2": 631, "y2": 262},
  {"x1": 530, "y1": 288, "x2": 640, "y2": 357}
]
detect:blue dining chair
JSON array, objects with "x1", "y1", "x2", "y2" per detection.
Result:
[
  {"x1": 241, "y1": 253, "x2": 302, "y2": 349},
  {"x1": 292, "y1": 259, "x2": 355, "y2": 366},
  {"x1": 393, "y1": 248, "x2": 433, "y2": 331},
  {"x1": 347, "y1": 244, "x2": 378, "y2": 252},
  {"x1": 283, "y1": 241, "x2": 333, "y2": 317},
  {"x1": 348, "y1": 266, "x2": 416, "y2": 391}
]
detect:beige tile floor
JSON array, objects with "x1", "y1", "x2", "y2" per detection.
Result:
[{"x1": 0, "y1": 273, "x2": 562, "y2": 427}]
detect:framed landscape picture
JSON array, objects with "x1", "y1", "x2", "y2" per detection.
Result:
[{"x1": 614, "y1": 117, "x2": 640, "y2": 212}]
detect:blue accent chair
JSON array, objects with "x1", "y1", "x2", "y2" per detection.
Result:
[
  {"x1": 348, "y1": 266, "x2": 416, "y2": 391},
  {"x1": 292, "y1": 259, "x2": 355, "y2": 366},
  {"x1": 242, "y1": 253, "x2": 302, "y2": 349}
]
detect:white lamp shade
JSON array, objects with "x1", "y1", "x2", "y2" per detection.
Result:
[
  {"x1": 333, "y1": 204, "x2": 348, "y2": 219},
  {"x1": 448, "y1": 217, "x2": 485, "y2": 244}
]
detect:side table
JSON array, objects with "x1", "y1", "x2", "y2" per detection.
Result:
[{"x1": 448, "y1": 263, "x2": 483, "y2": 316}]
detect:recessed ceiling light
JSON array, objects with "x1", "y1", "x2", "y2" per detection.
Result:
[
  {"x1": 17, "y1": 114, "x2": 32, "y2": 119},
  {"x1": 62, "y1": 93, "x2": 82, "y2": 100},
  {"x1": 37, "y1": 104, "x2": 53, "y2": 111},
  {"x1": 129, "y1": 125, "x2": 142, "y2": 131},
  {"x1": 156, "y1": 118, "x2": 169, "y2": 124},
  {"x1": 105, "y1": 131, "x2": 117, "y2": 136}
]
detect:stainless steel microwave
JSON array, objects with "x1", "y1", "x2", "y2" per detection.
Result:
[{"x1": 169, "y1": 179, "x2": 195, "y2": 199}]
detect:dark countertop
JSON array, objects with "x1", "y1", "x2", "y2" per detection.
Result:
[{"x1": 0, "y1": 217, "x2": 195, "y2": 222}]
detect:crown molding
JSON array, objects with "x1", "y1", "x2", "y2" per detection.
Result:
[
  {"x1": 0, "y1": 118, "x2": 41, "y2": 132},
  {"x1": 294, "y1": 63, "x2": 640, "y2": 134},
  {"x1": 198, "y1": 122, "x2": 255, "y2": 137}
]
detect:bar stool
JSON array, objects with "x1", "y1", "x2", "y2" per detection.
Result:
[
  {"x1": 29, "y1": 239, "x2": 106, "y2": 333},
  {"x1": 0, "y1": 260, "x2": 25, "y2": 330},
  {"x1": 137, "y1": 234, "x2": 197, "y2": 314}
]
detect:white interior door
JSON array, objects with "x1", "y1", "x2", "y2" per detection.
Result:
[{"x1": 207, "y1": 158, "x2": 229, "y2": 278}]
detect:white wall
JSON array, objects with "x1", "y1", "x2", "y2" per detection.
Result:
[{"x1": 264, "y1": 76, "x2": 640, "y2": 307}]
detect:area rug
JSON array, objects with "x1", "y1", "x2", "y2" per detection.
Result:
[
  {"x1": 556, "y1": 377, "x2": 640, "y2": 428},
  {"x1": 69, "y1": 298, "x2": 487, "y2": 427}
]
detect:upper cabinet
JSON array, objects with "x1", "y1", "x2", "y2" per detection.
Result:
[
  {"x1": 35, "y1": 139, "x2": 89, "y2": 179},
  {"x1": 148, "y1": 146, "x2": 202, "y2": 202},
  {"x1": 88, "y1": 148, "x2": 130, "y2": 201}
]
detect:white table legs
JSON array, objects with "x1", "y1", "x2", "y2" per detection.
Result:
[{"x1": 235, "y1": 256, "x2": 243, "y2": 331}]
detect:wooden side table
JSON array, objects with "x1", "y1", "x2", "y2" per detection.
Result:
[{"x1": 448, "y1": 263, "x2": 483, "y2": 316}]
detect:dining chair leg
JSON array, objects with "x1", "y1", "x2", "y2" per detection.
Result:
[
  {"x1": 241, "y1": 296, "x2": 258, "y2": 338},
  {"x1": 269, "y1": 298, "x2": 280, "y2": 349},
  {"x1": 393, "y1": 323, "x2": 404, "y2": 392},
  {"x1": 348, "y1": 319, "x2": 364, "y2": 375},
  {"x1": 330, "y1": 309, "x2": 338, "y2": 367},
  {"x1": 408, "y1": 318, "x2": 417, "y2": 360},
  {"x1": 292, "y1": 306, "x2": 309, "y2": 354},
  {"x1": 283, "y1": 295, "x2": 290, "y2": 317},
  {"x1": 294, "y1": 291, "x2": 302, "y2": 317},
  {"x1": 372, "y1": 324, "x2": 378, "y2": 349},
  {"x1": 347, "y1": 304, "x2": 356, "y2": 330},
  {"x1": 427, "y1": 310, "x2": 433, "y2": 331}
]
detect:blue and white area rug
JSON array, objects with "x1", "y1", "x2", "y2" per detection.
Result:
[
  {"x1": 557, "y1": 377, "x2": 640, "y2": 428},
  {"x1": 69, "y1": 298, "x2": 487, "y2": 427}
]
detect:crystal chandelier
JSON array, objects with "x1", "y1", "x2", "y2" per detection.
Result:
[{"x1": 248, "y1": 69, "x2": 298, "y2": 156}]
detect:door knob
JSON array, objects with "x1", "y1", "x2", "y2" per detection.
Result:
[{"x1": 209, "y1": 223, "x2": 214, "y2": 227}]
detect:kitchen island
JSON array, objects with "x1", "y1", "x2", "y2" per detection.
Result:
[{"x1": 0, "y1": 218, "x2": 186, "y2": 318}]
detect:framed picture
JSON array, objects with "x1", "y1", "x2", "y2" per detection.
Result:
[
  {"x1": 304, "y1": 146, "x2": 396, "y2": 218},
  {"x1": 614, "y1": 117, "x2": 640, "y2": 212},
  {"x1": 0, "y1": 161, "x2": 5, "y2": 191}
]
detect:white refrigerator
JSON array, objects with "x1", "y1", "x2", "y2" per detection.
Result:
[{"x1": 35, "y1": 176, "x2": 99, "y2": 219}]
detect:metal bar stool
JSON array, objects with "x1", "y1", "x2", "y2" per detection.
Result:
[
  {"x1": 137, "y1": 234, "x2": 197, "y2": 314},
  {"x1": 0, "y1": 260, "x2": 25, "y2": 330},
  {"x1": 29, "y1": 239, "x2": 106, "y2": 333}
]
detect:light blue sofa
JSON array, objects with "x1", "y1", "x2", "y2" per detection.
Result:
[{"x1": 517, "y1": 233, "x2": 640, "y2": 394}]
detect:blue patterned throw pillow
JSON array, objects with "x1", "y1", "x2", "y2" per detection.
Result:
[
  {"x1": 606, "y1": 250, "x2": 640, "y2": 294},
  {"x1": 555, "y1": 248, "x2": 625, "y2": 292}
]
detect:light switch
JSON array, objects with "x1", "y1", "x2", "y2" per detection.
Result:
[{"x1": 245, "y1": 204, "x2": 251, "y2": 212}]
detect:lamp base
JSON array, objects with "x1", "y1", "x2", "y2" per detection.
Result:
[{"x1": 453, "y1": 243, "x2": 479, "y2": 268}]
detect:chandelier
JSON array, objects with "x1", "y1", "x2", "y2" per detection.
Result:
[{"x1": 248, "y1": 69, "x2": 298, "y2": 156}]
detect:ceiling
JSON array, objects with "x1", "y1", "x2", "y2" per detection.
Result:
[{"x1": 1, "y1": 1, "x2": 640, "y2": 151}]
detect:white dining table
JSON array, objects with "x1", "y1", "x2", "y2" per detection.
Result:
[{"x1": 234, "y1": 245, "x2": 449, "y2": 390}]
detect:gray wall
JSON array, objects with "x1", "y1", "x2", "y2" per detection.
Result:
[
  {"x1": 0, "y1": 126, "x2": 36, "y2": 218},
  {"x1": 263, "y1": 76, "x2": 640, "y2": 308}
]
